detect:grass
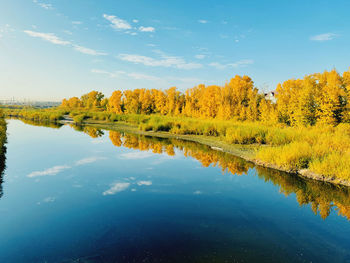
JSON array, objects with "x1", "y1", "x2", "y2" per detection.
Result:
[
  {"x1": 4, "y1": 106, "x2": 350, "y2": 184},
  {"x1": 3, "y1": 107, "x2": 66, "y2": 123}
]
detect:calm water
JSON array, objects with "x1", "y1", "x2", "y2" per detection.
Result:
[{"x1": 1, "y1": 119, "x2": 350, "y2": 263}]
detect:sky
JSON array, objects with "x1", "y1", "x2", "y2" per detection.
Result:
[{"x1": 0, "y1": 0, "x2": 349, "y2": 101}]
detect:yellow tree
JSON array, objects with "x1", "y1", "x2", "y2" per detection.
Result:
[
  {"x1": 316, "y1": 70, "x2": 346, "y2": 125},
  {"x1": 107, "y1": 90, "x2": 123, "y2": 114}
]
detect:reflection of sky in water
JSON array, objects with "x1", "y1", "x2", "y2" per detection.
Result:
[{"x1": 0, "y1": 119, "x2": 350, "y2": 263}]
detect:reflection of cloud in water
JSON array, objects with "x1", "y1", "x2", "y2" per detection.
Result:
[
  {"x1": 28, "y1": 165, "x2": 71, "y2": 178},
  {"x1": 103, "y1": 182, "x2": 130, "y2": 195},
  {"x1": 118, "y1": 151, "x2": 155, "y2": 160},
  {"x1": 137, "y1": 180, "x2": 152, "y2": 186},
  {"x1": 28, "y1": 156, "x2": 106, "y2": 178},
  {"x1": 193, "y1": 190, "x2": 202, "y2": 195},
  {"x1": 75, "y1": 156, "x2": 106, "y2": 166},
  {"x1": 37, "y1": 196, "x2": 56, "y2": 205}
]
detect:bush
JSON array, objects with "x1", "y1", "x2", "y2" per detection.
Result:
[{"x1": 73, "y1": 114, "x2": 86, "y2": 124}]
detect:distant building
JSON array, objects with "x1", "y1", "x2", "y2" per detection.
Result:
[{"x1": 264, "y1": 91, "x2": 276, "y2": 104}]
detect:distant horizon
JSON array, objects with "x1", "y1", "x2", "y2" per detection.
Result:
[{"x1": 1, "y1": 0, "x2": 350, "y2": 101}]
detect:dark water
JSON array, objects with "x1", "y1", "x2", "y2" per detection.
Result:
[{"x1": 1, "y1": 119, "x2": 350, "y2": 263}]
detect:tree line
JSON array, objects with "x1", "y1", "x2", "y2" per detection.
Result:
[{"x1": 61, "y1": 69, "x2": 350, "y2": 126}]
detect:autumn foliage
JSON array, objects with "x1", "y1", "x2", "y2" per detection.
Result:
[{"x1": 61, "y1": 69, "x2": 350, "y2": 127}]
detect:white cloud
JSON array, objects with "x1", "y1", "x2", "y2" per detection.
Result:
[
  {"x1": 195, "y1": 54, "x2": 206, "y2": 59},
  {"x1": 73, "y1": 45, "x2": 108, "y2": 56},
  {"x1": 137, "y1": 180, "x2": 152, "y2": 186},
  {"x1": 132, "y1": 19, "x2": 139, "y2": 23},
  {"x1": 103, "y1": 14, "x2": 132, "y2": 30},
  {"x1": 139, "y1": 26, "x2": 155, "y2": 32},
  {"x1": 24, "y1": 30, "x2": 107, "y2": 56},
  {"x1": 193, "y1": 190, "x2": 202, "y2": 195},
  {"x1": 72, "y1": 21, "x2": 82, "y2": 25},
  {"x1": 28, "y1": 165, "x2": 71, "y2": 178},
  {"x1": 103, "y1": 182, "x2": 130, "y2": 195},
  {"x1": 24, "y1": 30, "x2": 71, "y2": 45},
  {"x1": 209, "y1": 59, "x2": 254, "y2": 69},
  {"x1": 198, "y1": 19, "x2": 208, "y2": 24},
  {"x1": 118, "y1": 53, "x2": 202, "y2": 70},
  {"x1": 33, "y1": 0, "x2": 53, "y2": 10},
  {"x1": 310, "y1": 33, "x2": 338, "y2": 41}
]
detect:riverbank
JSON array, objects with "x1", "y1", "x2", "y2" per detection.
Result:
[
  {"x1": 76, "y1": 118, "x2": 350, "y2": 187},
  {"x1": 0, "y1": 110, "x2": 7, "y2": 156},
  {"x1": 4, "y1": 107, "x2": 350, "y2": 187}
]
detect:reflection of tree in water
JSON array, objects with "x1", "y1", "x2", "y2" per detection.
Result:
[
  {"x1": 108, "y1": 130, "x2": 350, "y2": 221},
  {"x1": 0, "y1": 145, "x2": 6, "y2": 199},
  {"x1": 16, "y1": 118, "x2": 63, "y2": 129},
  {"x1": 70, "y1": 125, "x2": 104, "y2": 138},
  {"x1": 0, "y1": 114, "x2": 6, "y2": 199}
]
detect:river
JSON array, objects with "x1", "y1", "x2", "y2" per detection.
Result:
[{"x1": 0, "y1": 119, "x2": 349, "y2": 262}]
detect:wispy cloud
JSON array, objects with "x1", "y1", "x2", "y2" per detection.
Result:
[
  {"x1": 33, "y1": 0, "x2": 53, "y2": 10},
  {"x1": 103, "y1": 14, "x2": 132, "y2": 30},
  {"x1": 91, "y1": 69, "x2": 160, "y2": 81},
  {"x1": 310, "y1": 33, "x2": 338, "y2": 41},
  {"x1": 24, "y1": 30, "x2": 107, "y2": 56},
  {"x1": 137, "y1": 180, "x2": 152, "y2": 186},
  {"x1": 139, "y1": 26, "x2": 155, "y2": 32},
  {"x1": 24, "y1": 30, "x2": 71, "y2": 45},
  {"x1": 28, "y1": 165, "x2": 71, "y2": 178},
  {"x1": 73, "y1": 45, "x2": 107, "y2": 56},
  {"x1": 103, "y1": 14, "x2": 155, "y2": 34},
  {"x1": 198, "y1": 19, "x2": 208, "y2": 24},
  {"x1": 103, "y1": 182, "x2": 130, "y2": 195},
  {"x1": 72, "y1": 21, "x2": 82, "y2": 25},
  {"x1": 118, "y1": 53, "x2": 202, "y2": 70},
  {"x1": 230, "y1": 59, "x2": 254, "y2": 67},
  {"x1": 209, "y1": 59, "x2": 254, "y2": 69}
]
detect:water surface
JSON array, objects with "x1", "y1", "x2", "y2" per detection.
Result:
[{"x1": 1, "y1": 119, "x2": 350, "y2": 262}]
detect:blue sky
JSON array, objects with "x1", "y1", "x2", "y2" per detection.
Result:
[{"x1": 0, "y1": 0, "x2": 349, "y2": 101}]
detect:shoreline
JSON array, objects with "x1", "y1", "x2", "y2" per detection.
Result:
[
  {"x1": 6, "y1": 115, "x2": 350, "y2": 187},
  {"x1": 78, "y1": 119, "x2": 350, "y2": 188}
]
